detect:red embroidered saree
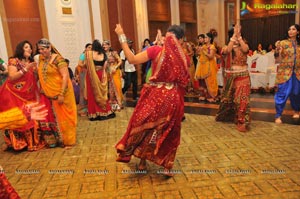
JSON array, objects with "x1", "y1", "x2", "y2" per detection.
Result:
[
  {"x1": 0, "y1": 58, "x2": 42, "y2": 151},
  {"x1": 116, "y1": 35, "x2": 190, "y2": 169}
]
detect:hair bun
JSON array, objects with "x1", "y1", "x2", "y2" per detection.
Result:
[{"x1": 209, "y1": 28, "x2": 218, "y2": 37}]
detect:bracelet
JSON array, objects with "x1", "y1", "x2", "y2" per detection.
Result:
[
  {"x1": 118, "y1": 34, "x2": 127, "y2": 43},
  {"x1": 237, "y1": 37, "x2": 242, "y2": 41},
  {"x1": 59, "y1": 88, "x2": 67, "y2": 96},
  {"x1": 23, "y1": 67, "x2": 28, "y2": 72},
  {"x1": 19, "y1": 70, "x2": 24, "y2": 75}
]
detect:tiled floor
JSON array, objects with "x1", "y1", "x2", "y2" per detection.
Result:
[{"x1": 1, "y1": 105, "x2": 300, "y2": 199}]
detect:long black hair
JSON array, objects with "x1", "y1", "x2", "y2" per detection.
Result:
[
  {"x1": 287, "y1": 24, "x2": 300, "y2": 45},
  {"x1": 92, "y1": 39, "x2": 107, "y2": 60},
  {"x1": 13, "y1": 40, "x2": 34, "y2": 62},
  {"x1": 206, "y1": 32, "x2": 214, "y2": 44}
]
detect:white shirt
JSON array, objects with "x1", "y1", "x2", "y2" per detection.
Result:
[{"x1": 120, "y1": 49, "x2": 136, "y2": 72}]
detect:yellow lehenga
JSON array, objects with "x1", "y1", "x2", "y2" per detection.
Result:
[
  {"x1": 195, "y1": 44, "x2": 218, "y2": 98},
  {"x1": 38, "y1": 54, "x2": 77, "y2": 146}
]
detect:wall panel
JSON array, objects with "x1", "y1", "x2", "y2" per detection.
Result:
[{"x1": 3, "y1": 0, "x2": 43, "y2": 55}]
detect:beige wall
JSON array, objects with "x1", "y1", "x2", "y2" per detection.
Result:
[{"x1": 0, "y1": 0, "x2": 228, "y2": 65}]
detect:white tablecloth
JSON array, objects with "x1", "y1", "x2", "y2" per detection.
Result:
[
  {"x1": 247, "y1": 52, "x2": 276, "y2": 73},
  {"x1": 217, "y1": 52, "x2": 277, "y2": 88},
  {"x1": 217, "y1": 70, "x2": 277, "y2": 88}
]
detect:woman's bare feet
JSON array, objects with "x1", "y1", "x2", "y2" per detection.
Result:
[
  {"x1": 198, "y1": 96, "x2": 205, "y2": 101},
  {"x1": 275, "y1": 117, "x2": 282, "y2": 124},
  {"x1": 292, "y1": 112, "x2": 300, "y2": 119},
  {"x1": 162, "y1": 168, "x2": 174, "y2": 177}
]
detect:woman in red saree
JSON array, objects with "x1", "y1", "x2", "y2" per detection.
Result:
[
  {"x1": 37, "y1": 38, "x2": 77, "y2": 148},
  {"x1": 0, "y1": 40, "x2": 43, "y2": 151},
  {"x1": 85, "y1": 39, "x2": 115, "y2": 121},
  {"x1": 115, "y1": 24, "x2": 190, "y2": 176}
]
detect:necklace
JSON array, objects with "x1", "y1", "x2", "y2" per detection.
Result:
[{"x1": 42, "y1": 54, "x2": 52, "y2": 82}]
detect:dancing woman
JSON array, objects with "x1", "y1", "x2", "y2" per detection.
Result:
[
  {"x1": 115, "y1": 24, "x2": 189, "y2": 176},
  {"x1": 274, "y1": 24, "x2": 300, "y2": 124},
  {"x1": 215, "y1": 23, "x2": 251, "y2": 132}
]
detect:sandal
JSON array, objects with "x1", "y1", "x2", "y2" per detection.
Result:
[{"x1": 292, "y1": 113, "x2": 300, "y2": 119}]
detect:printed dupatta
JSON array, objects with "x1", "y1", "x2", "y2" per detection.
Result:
[{"x1": 150, "y1": 34, "x2": 189, "y2": 88}]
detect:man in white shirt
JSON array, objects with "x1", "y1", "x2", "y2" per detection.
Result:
[{"x1": 120, "y1": 39, "x2": 138, "y2": 100}]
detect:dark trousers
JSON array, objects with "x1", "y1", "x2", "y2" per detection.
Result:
[{"x1": 122, "y1": 71, "x2": 138, "y2": 100}]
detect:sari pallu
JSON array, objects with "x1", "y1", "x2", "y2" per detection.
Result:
[
  {"x1": 38, "y1": 55, "x2": 77, "y2": 146},
  {"x1": 0, "y1": 58, "x2": 42, "y2": 151},
  {"x1": 85, "y1": 51, "x2": 113, "y2": 119},
  {"x1": 116, "y1": 35, "x2": 189, "y2": 169},
  {"x1": 215, "y1": 71, "x2": 251, "y2": 126}
]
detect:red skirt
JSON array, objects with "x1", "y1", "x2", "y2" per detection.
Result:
[{"x1": 116, "y1": 84, "x2": 185, "y2": 169}]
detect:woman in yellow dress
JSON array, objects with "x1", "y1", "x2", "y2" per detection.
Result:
[
  {"x1": 195, "y1": 32, "x2": 218, "y2": 102},
  {"x1": 37, "y1": 38, "x2": 77, "y2": 147},
  {"x1": 107, "y1": 52, "x2": 123, "y2": 111},
  {"x1": 103, "y1": 40, "x2": 123, "y2": 111}
]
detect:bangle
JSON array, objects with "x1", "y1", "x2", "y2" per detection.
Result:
[
  {"x1": 60, "y1": 88, "x2": 67, "y2": 96},
  {"x1": 118, "y1": 34, "x2": 127, "y2": 43},
  {"x1": 19, "y1": 70, "x2": 24, "y2": 75},
  {"x1": 23, "y1": 67, "x2": 28, "y2": 72}
]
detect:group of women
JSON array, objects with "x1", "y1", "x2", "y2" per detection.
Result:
[
  {"x1": 0, "y1": 22, "x2": 299, "y2": 181},
  {"x1": 0, "y1": 39, "x2": 77, "y2": 152}
]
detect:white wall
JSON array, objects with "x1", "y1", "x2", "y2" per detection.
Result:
[
  {"x1": 135, "y1": 0, "x2": 149, "y2": 50},
  {"x1": 0, "y1": 15, "x2": 8, "y2": 63},
  {"x1": 197, "y1": 0, "x2": 225, "y2": 46},
  {"x1": 170, "y1": 0, "x2": 180, "y2": 25},
  {"x1": 43, "y1": 0, "x2": 92, "y2": 71},
  {"x1": 91, "y1": 0, "x2": 103, "y2": 41}
]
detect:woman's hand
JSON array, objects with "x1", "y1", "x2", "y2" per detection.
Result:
[
  {"x1": 58, "y1": 95, "x2": 64, "y2": 105},
  {"x1": 25, "y1": 102, "x2": 48, "y2": 121},
  {"x1": 115, "y1": 24, "x2": 124, "y2": 36},
  {"x1": 233, "y1": 22, "x2": 241, "y2": 38},
  {"x1": 24, "y1": 62, "x2": 37, "y2": 72},
  {"x1": 275, "y1": 40, "x2": 282, "y2": 53}
]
